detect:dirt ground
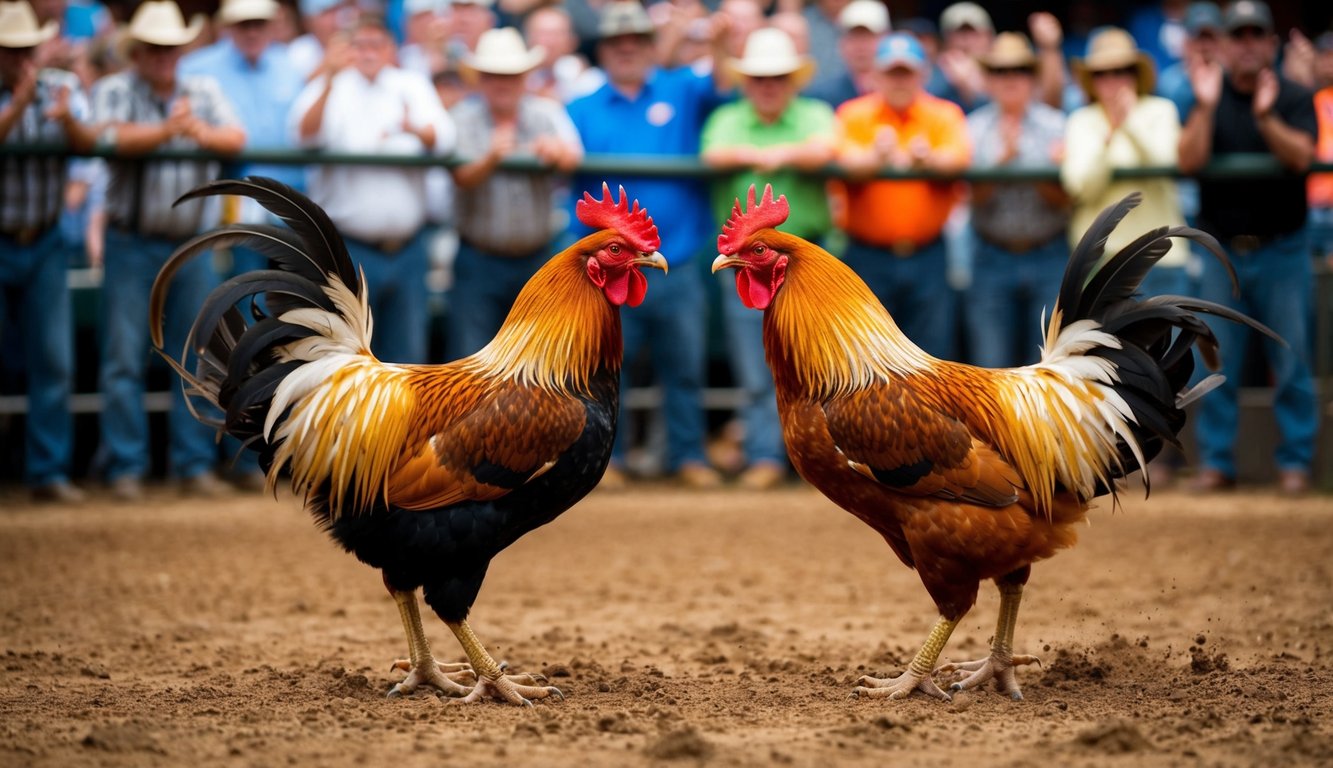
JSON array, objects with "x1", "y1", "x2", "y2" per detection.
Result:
[{"x1": 1, "y1": 481, "x2": 1330, "y2": 768}]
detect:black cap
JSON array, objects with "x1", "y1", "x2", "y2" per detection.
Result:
[{"x1": 1223, "y1": 0, "x2": 1273, "y2": 33}]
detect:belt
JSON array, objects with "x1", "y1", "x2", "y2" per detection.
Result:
[
  {"x1": 1, "y1": 224, "x2": 55, "y2": 247},
  {"x1": 1225, "y1": 233, "x2": 1280, "y2": 255},
  {"x1": 347, "y1": 233, "x2": 413, "y2": 254}
]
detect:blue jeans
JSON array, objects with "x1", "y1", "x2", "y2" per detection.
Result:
[
  {"x1": 1192, "y1": 227, "x2": 1318, "y2": 477},
  {"x1": 842, "y1": 236, "x2": 957, "y2": 360},
  {"x1": 1310, "y1": 206, "x2": 1333, "y2": 260},
  {"x1": 447, "y1": 240, "x2": 549, "y2": 361},
  {"x1": 964, "y1": 235, "x2": 1069, "y2": 368},
  {"x1": 0, "y1": 227, "x2": 75, "y2": 487},
  {"x1": 716, "y1": 272, "x2": 785, "y2": 466},
  {"x1": 343, "y1": 229, "x2": 430, "y2": 365},
  {"x1": 616, "y1": 260, "x2": 710, "y2": 471},
  {"x1": 101, "y1": 229, "x2": 220, "y2": 481}
]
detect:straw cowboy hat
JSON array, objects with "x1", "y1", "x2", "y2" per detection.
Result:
[
  {"x1": 979, "y1": 32, "x2": 1038, "y2": 71},
  {"x1": 460, "y1": 27, "x2": 545, "y2": 81},
  {"x1": 1072, "y1": 27, "x2": 1156, "y2": 98},
  {"x1": 217, "y1": 0, "x2": 279, "y2": 26},
  {"x1": 725, "y1": 27, "x2": 816, "y2": 88},
  {"x1": 0, "y1": 1, "x2": 58, "y2": 48},
  {"x1": 119, "y1": 1, "x2": 204, "y2": 57}
]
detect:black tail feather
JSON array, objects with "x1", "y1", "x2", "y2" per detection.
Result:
[
  {"x1": 1052, "y1": 193, "x2": 1281, "y2": 489},
  {"x1": 150, "y1": 177, "x2": 363, "y2": 453}
]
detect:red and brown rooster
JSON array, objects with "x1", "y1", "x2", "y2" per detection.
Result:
[
  {"x1": 150, "y1": 177, "x2": 666, "y2": 706},
  {"x1": 712, "y1": 185, "x2": 1275, "y2": 702}
]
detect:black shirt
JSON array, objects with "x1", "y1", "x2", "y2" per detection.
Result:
[{"x1": 1196, "y1": 74, "x2": 1317, "y2": 240}]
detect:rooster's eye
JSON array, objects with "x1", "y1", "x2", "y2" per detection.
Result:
[
  {"x1": 609, "y1": 244, "x2": 621, "y2": 255},
  {"x1": 753, "y1": 245, "x2": 767, "y2": 256}
]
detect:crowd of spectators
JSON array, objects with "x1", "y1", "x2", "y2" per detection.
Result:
[{"x1": 1, "y1": 0, "x2": 1330, "y2": 501}]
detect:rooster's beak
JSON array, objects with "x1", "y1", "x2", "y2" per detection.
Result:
[
  {"x1": 711, "y1": 254, "x2": 742, "y2": 273},
  {"x1": 635, "y1": 252, "x2": 668, "y2": 274}
]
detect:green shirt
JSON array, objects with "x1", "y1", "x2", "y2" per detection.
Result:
[{"x1": 700, "y1": 96, "x2": 836, "y2": 241}]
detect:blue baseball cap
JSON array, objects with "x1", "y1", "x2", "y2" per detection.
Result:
[
  {"x1": 876, "y1": 32, "x2": 927, "y2": 71},
  {"x1": 1183, "y1": 2, "x2": 1223, "y2": 36}
]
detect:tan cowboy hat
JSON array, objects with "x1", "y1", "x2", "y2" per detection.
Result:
[
  {"x1": 725, "y1": 27, "x2": 816, "y2": 89},
  {"x1": 0, "y1": 1, "x2": 58, "y2": 48},
  {"x1": 217, "y1": 0, "x2": 279, "y2": 26},
  {"x1": 460, "y1": 27, "x2": 545, "y2": 81},
  {"x1": 980, "y1": 32, "x2": 1038, "y2": 71},
  {"x1": 1072, "y1": 27, "x2": 1156, "y2": 98},
  {"x1": 120, "y1": 1, "x2": 204, "y2": 57}
]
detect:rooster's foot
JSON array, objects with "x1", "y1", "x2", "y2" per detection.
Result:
[
  {"x1": 387, "y1": 658, "x2": 475, "y2": 697},
  {"x1": 851, "y1": 671, "x2": 951, "y2": 702},
  {"x1": 455, "y1": 673, "x2": 564, "y2": 707},
  {"x1": 936, "y1": 653, "x2": 1041, "y2": 700}
]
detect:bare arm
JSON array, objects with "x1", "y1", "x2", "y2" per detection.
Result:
[
  {"x1": 1029, "y1": 13, "x2": 1066, "y2": 110},
  {"x1": 1252, "y1": 69, "x2": 1314, "y2": 171},
  {"x1": 298, "y1": 77, "x2": 335, "y2": 142}
]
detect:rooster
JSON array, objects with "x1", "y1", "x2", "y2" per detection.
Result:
[
  {"x1": 711, "y1": 185, "x2": 1275, "y2": 702},
  {"x1": 149, "y1": 177, "x2": 666, "y2": 706}
]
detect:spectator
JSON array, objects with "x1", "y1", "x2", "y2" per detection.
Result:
[
  {"x1": 398, "y1": 0, "x2": 448, "y2": 79},
  {"x1": 566, "y1": 0, "x2": 726, "y2": 489},
  {"x1": 1157, "y1": 1, "x2": 1224, "y2": 119},
  {"x1": 288, "y1": 0, "x2": 351, "y2": 80},
  {"x1": 0, "y1": 0, "x2": 96, "y2": 503},
  {"x1": 1308, "y1": 31, "x2": 1333, "y2": 261},
  {"x1": 1127, "y1": 0, "x2": 1189, "y2": 73},
  {"x1": 701, "y1": 26, "x2": 835, "y2": 489},
  {"x1": 802, "y1": 0, "x2": 885, "y2": 107},
  {"x1": 799, "y1": 0, "x2": 850, "y2": 108},
  {"x1": 834, "y1": 32, "x2": 970, "y2": 360},
  {"x1": 291, "y1": 15, "x2": 456, "y2": 365},
  {"x1": 1064, "y1": 27, "x2": 1188, "y2": 299},
  {"x1": 91, "y1": 0, "x2": 246, "y2": 501},
  {"x1": 928, "y1": 1, "x2": 992, "y2": 112},
  {"x1": 446, "y1": 0, "x2": 497, "y2": 54},
  {"x1": 964, "y1": 32, "x2": 1069, "y2": 369},
  {"x1": 523, "y1": 4, "x2": 593, "y2": 101},
  {"x1": 447, "y1": 26, "x2": 582, "y2": 359},
  {"x1": 1178, "y1": 0, "x2": 1318, "y2": 496}
]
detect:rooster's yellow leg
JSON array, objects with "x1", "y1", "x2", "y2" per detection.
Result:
[
  {"x1": 387, "y1": 590, "x2": 474, "y2": 697},
  {"x1": 447, "y1": 619, "x2": 564, "y2": 706},
  {"x1": 852, "y1": 616, "x2": 956, "y2": 701},
  {"x1": 935, "y1": 583, "x2": 1041, "y2": 700}
]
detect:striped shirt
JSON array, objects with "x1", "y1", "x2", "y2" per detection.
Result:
[
  {"x1": 0, "y1": 68, "x2": 88, "y2": 233},
  {"x1": 450, "y1": 94, "x2": 581, "y2": 255},
  {"x1": 91, "y1": 71, "x2": 240, "y2": 239}
]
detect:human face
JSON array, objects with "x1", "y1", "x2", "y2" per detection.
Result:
[
  {"x1": 742, "y1": 73, "x2": 796, "y2": 122},
  {"x1": 874, "y1": 64, "x2": 922, "y2": 111},
  {"x1": 133, "y1": 43, "x2": 185, "y2": 90},
  {"x1": 230, "y1": 18, "x2": 273, "y2": 63},
  {"x1": 944, "y1": 23, "x2": 990, "y2": 57},
  {"x1": 450, "y1": 3, "x2": 495, "y2": 51},
  {"x1": 478, "y1": 72, "x2": 525, "y2": 116},
  {"x1": 524, "y1": 9, "x2": 575, "y2": 65},
  {"x1": 597, "y1": 33, "x2": 653, "y2": 88},
  {"x1": 840, "y1": 27, "x2": 879, "y2": 75},
  {"x1": 1222, "y1": 25, "x2": 1276, "y2": 80},
  {"x1": 1089, "y1": 64, "x2": 1136, "y2": 104},
  {"x1": 0, "y1": 45, "x2": 36, "y2": 84},
  {"x1": 351, "y1": 26, "x2": 394, "y2": 79},
  {"x1": 985, "y1": 66, "x2": 1034, "y2": 112}
]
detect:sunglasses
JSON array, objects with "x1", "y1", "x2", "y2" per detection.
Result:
[
  {"x1": 1229, "y1": 26, "x2": 1268, "y2": 41},
  {"x1": 748, "y1": 74, "x2": 792, "y2": 84},
  {"x1": 1091, "y1": 65, "x2": 1137, "y2": 79},
  {"x1": 987, "y1": 66, "x2": 1035, "y2": 76}
]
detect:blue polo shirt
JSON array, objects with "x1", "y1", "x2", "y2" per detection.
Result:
[
  {"x1": 181, "y1": 40, "x2": 306, "y2": 190},
  {"x1": 567, "y1": 67, "x2": 724, "y2": 264}
]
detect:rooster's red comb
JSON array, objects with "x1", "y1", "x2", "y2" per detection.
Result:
[
  {"x1": 717, "y1": 184, "x2": 790, "y2": 255},
  {"x1": 576, "y1": 183, "x2": 660, "y2": 253}
]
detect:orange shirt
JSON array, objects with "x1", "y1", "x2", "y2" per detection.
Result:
[
  {"x1": 834, "y1": 92, "x2": 970, "y2": 248},
  {"x1": 1308, "y1": 87, "x2": 1333, "y2": 209}
]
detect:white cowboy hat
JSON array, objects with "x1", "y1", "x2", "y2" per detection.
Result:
[
  {"x1": 217, "y1": 0, "x2": 279, "y2": 26},
  {"x1": 460, "y1": 27, "x2": 545, "y2": 79},
  {"x1": 725, "y1": 27, "x2": 816, "y2": 88},
  {"x1": 0, "y1": 1, "x2": 58, "y2": 48},
  {"x1": 1072, "y1": 27, "x2": 1156, "y2": 99},
  {"x1": 123, "y1": 1, "x2": 204, "y2": 52}
]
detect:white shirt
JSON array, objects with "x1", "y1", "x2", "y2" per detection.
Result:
[{"x1": 289, "y1": 65, "x2": 456, "y2": 242}]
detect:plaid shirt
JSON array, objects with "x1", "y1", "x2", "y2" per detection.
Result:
[
  {"x1": 0, "y1": 68, "x2": 88, "y2": 233},
  {"x1": 91, "y1": 71, "x2": 239, "y2": 239}
]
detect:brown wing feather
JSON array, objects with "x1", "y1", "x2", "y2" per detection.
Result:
[
  {"x1": 822, "y1": 383, "x2": 1023, "y2": 507},
  {"x1": 386, "y1": 378, "x2": 588, "y2": 511}
]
